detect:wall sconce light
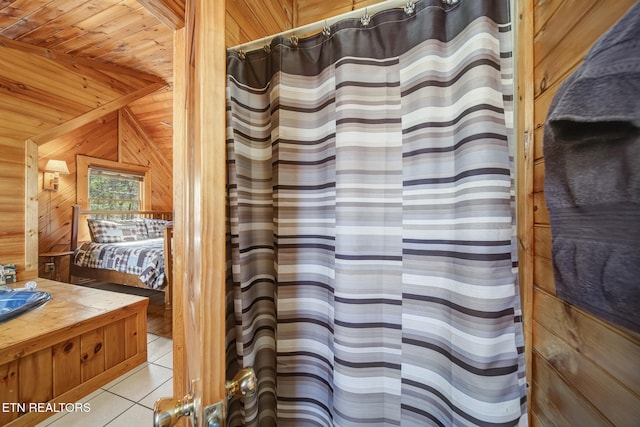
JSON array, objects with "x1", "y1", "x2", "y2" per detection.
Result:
[{"x1": 43, "y1": 159, "x2": 70, "y2": 191}]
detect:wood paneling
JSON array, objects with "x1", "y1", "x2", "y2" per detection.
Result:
[
  {"x1": 119, "y1": 108, "x2": 173, "y2": 211},
  {"x1": 532, "y1": 80, "x2": 558, "y2": 133},
  {"x1": 18, "y1": 347, "x2": 53, "y2": 406},
  {"x1": 533, "y1": 1, "x2": 633, "y2": 100},
  {"x1": 520, "y1": 1, "x2": 640, "y2": 425},
  {"x1": 29, "y1": 82, "x2": 166, "y2": 145},
  {"x1": 515, "y1": 0, "x2": 535, "y2": 413},
  {"x1": 226, "y1": 0, "x2": 402, "y2": 45},
  {"x1": 127, "y1": 87, "x2": 174, "y2": 161},
  {"x1": 0, "y1": 0, "x2": 173, "y2": 83},
  {"x1": 0, "y1": 37, "x2": 164, "y2": 144},
  {"x1": 0, "y1": 360, "x2": 19, "y2": 425},
  {"x1": 294, "y1": 0, "x2": 383, "y2": 27},
  {"x1": 171, "y1": 24, "x2": 187, "y2": 405},
  {"x1": 533, "y1": 226, "x2": 552, "y2": 261},
  {"x1": 37, "y1": 113, "x2": 118, "y2": 280},
  {"x1": 124, "y1": 314, "x2": 139, "y2": 359},
  {"x1": 533, "y1": 320, "x2": 640, "y2": 426},
  {"x1": 533, "y1": 256, "x2": 554, "y2": 294},
  {"x1": 25, "y1": 140, "x2": 39, "y2": 276},
  {"x1": 532, "y1": 192, "x2": 549, "y2": 225},
  {"x1": 52, "y1": 337, "x2": 81, "y2": 396},
  {"x1": 533, "y1": 288, "x2": 640, "y2": 397},
  {"x1": 80, "y1": 328, "x2": 105, "y2": 382},
  {"x1": 0, "y1": 139, "x2": 27, "y2": 275},
  {"x1": 532, "y1": 161, "x2": 544, "y2": 193},
  {"x1": 531, "y1": 352, "x2": 612, "y2": 427},
  {"x1": 225, "y1": 0, "x2": 293, "y2": 47},
  {"x1": 0, "y1": 0, "x2": 178, "y2": 159},
  {"x1": 294, "y1": 0, "x2": 354, "y2": 26},
  {"x1": 104, "y1": 320, "x2": 127, "y2": 369},
  {"x1": 136, "y1": 0, "x2": 186, "y2": 30}
]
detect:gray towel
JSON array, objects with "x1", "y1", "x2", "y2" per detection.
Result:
[{"x1": 543, "y1": 2, "x2": 640, "y2": 333}]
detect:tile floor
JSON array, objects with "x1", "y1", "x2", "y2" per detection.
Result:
[{"x1": 36, "y1": 334, "x2": 173, "y2": 427}]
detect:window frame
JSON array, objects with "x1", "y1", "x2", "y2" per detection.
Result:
[{"x1": 77, "y1": 155, "x2": 151, "y2": 211}]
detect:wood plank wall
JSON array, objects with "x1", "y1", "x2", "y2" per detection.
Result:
[
  {"x1": 0, "y1": 139, "x2": 28, "y2": 276},
  {"x1": 118, "y1": 107, "x2": 173, "y2": 212},
  {"x1": 37, "y1": 113, "x2": 118, "y2": 282},
  {"x1": 294, "y1": 0, "x2": 384, "y2": 26},
  {"x1": 226, "y1": 0, "x2": 294, "y2": 47},
  {"x1": 225, "y1": 0, "x2": 384, "y2": 48},
  {"x1": 520, "y1": 1, "x2": 640, "y2": 425},
  {"x1": 37, "y1": 110, "x2": 173, "y2": 282}
]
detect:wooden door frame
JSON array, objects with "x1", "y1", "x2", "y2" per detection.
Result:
[
  {"x1": 515, "y1": 0, "x2": 534, "y2": 419},
  {"x1": 172, "y1": 0, "x2": 228, "y2": 423},
  {"x1": 172, "y1": 23, "x2": 187, "y2": 415}
]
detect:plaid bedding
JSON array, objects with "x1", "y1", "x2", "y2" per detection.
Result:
[{"x1": 73, "y1": 238, "x2": 166, "y2": 290}]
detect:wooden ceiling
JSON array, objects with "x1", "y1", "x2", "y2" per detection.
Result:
[
  {"x1": 0, "y1": 0, "x2": 180, "y2": 160},
  {"x1": 0, "y1": 0, "x2": 383, "y2": 164}
]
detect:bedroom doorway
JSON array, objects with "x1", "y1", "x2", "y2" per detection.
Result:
[{"x1": 36, "y1": 142, "x2": 173, "y2": 342}]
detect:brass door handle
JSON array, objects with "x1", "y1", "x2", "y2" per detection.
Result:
[
  {"x1": 225, "y1": 367, "x2": 257, "y2": 399},
  {"x1": 154, "y1": 368, "x2": 256, "y2": 427},
  {"x1": 154, "y1": 394, "x2": 195, "y2": 427}
]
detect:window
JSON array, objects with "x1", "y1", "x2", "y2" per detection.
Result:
[
  {"x1": 76, "y1": 155, "x2": 151, "y2": 213},
  {"x1": 88, "y1": 167, "x2": 143, "y2": 212},
  {"x1": 75, "y1": 156, "x2": 151, "y2": 240}
]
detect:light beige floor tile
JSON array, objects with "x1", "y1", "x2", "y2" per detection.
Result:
[
  {"x1": 35, "y1": 410, "x2": 66, "y2": 426},
  {"x1": 106, "y1": 363, "x2": 173, "y2": 402},
  {"x1": 45, "y1": 391, "x2": 133, "y2": 427},
  {"x1": 138, "y1": 378, "x2": 173, "y2": 409},
  {"x1": 147, "y1": 333, "x2": 160, "y2": 343},
  {"x1": 147, "y1": 336, "x2": 173, "y2": 362},
  {"x1": 100, "y1": 362, "x2": 149, "y2": 390},
  {"x1": 105, "y1": 404, "x2": 153, "y2": 426},
  {"x1": 35, "y1": 387, "x2": 109, "y2": 426},
  {"x1": 80, "y1": 387, "x2": 107, "y2": 402},
  {"x1": 153, "y1": 350, "x2": 173, "y2": 369}
]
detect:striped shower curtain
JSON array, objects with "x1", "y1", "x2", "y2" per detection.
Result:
[{"x1": 225, "y1": 0, "x2": 526, "y2": 425}]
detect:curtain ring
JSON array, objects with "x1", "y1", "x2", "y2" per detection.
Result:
[
  {"x1": 360, "y1": 9, "x2": 371, "y2": 27},
  {"x1": 237, "y1": 50, "x2": 246, "y2": 60},
  {"x1": 263, "y1": 44, "x2": 271, "y2": 54},
  {"x1": 404, "y1": 1, "x2": 416, "y2": 15},
  {"x1": 290, "y1": 35, "x2": 299, "y2": 47},
  {"x1": 322, "y1": 20, "x2": 331, "y2": 37}
]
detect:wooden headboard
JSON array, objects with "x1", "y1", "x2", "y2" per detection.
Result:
[{"x1": 71, "y1": 204, "x2": 173, "y2": 250}]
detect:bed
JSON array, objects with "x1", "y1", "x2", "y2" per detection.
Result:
[{"x1": 70, "y1": 205, "x2": 173, "y2": 306}]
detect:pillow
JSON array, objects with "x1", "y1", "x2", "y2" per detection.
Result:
[
  {"x1": 124, "y1": 219, "x2": 149, "y2": 240},
  {"x1": 87, "y1": 219, "x2": 148, "y2": 243},
  {"x1": 144, "y1": 219, "x2": 170, "y2": 238}
]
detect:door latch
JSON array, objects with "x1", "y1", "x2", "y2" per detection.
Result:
[
  {"x1": 154, "y1": 393, "x2": 196, "y2": 427},
  {"x1": 155, "y1": 369, "x2": 256, "y2": 427},
  {"x1": 204, "y1": 368, "x2": 257, "y2": 426},
  {"x1": 225, "y1": 367, "x2": 257, "y2": 399}
]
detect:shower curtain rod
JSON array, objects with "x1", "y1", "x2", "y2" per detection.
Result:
[{"x1": 229, "y1": 0, "x2": 459, "y2": 54}]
